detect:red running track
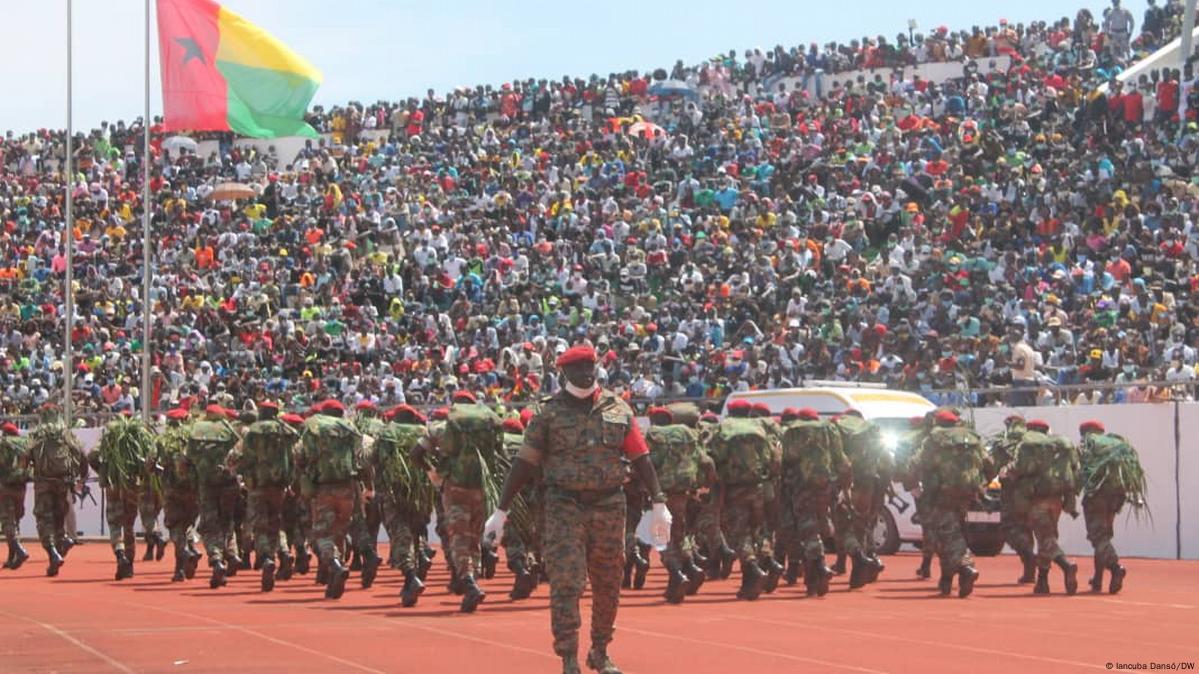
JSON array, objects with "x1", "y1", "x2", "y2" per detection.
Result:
[{"x1": 1, "y1": 544, "x2": 1196, "y2": 673}]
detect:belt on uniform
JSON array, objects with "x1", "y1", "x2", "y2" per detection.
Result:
[{"x1": 548, "y1": 486, "x2": 622, "y2": 505}]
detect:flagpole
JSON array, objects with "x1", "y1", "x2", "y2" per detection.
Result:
[
  {"x1": 141, "y1": 0, "x2": 153, "y2": 421},
  {"x1": 63, "y1": 0, "x2": 75, "y2": 426}
]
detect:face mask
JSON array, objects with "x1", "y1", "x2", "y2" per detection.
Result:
[{"x1": 564, "y1": 381, "x2": 599, "y2": 398}]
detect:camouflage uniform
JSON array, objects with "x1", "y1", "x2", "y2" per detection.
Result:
[
  {"x1": 753, "y1": 416, "x2": 785, "y2": 574},
  {"x1": 88, "y1": 444, "x2": 144, "y2": 558},
  {"x1": 299, "y1": 413, "x2": 365, "y2": 569},
  {"x1": 0, "y1": 430, "x2": 32, "y2": 567},
  {"x1": 990, "y1": 421, "x2": 1036, "y2": 579},
  {"x1": 501, "y1": 430, "x2": 544, "y2": 578},
  {"x1": 1080, "y1": 430, "x2": 1139, "y2": 592},
  {"x1": 156, "y1": 418, "x2": 201, "y2": 579},
  {"x1": 780, "y1": 416, "x2": 848, "y2": 595},
  {"x1": 1010, "y1": 427, "x2": 1081, "y2": 594},
  {"x1": 691, "y1": 417, "x2": 730, "y2": 575},
  {"x1": 351, "y1": 413, "x2": 387, "y2": 565},
  {"x1": 519, "y1": 390, "x2": 636, "y2": 660},
  {"x1": 833, "y1": 415, "x2": 893, "y2": 585},
  {"x1": 435, "y1": 403, "x2": 502, "y2": 583},
  {"x1": 707, "y1": 415, "x2": 775, "y2": 598},
  {"x1": 374, "y1": 421, "x2": 429, "y2": 574},
  {"x1": 187, "y1": 414, "x2": 242, "y2": 566},
  {"x1": 896, "y1": 418, "x2": 936, "y2": 576},
  {"x1": 232, "y1": 415, "x2": 299, "y2": 565},
  {"x1": 138, "y1": 480, "x2": 165, "y2": 557},
  {"x1": 914, "y1": 420, "x2": 992, "y2": 595},
  {"x1": 29, "y1": 413, "x2": 88, "y2": 559},
  {"x1": 647, "y1": 418, "x2": 713, "y2": 601}
]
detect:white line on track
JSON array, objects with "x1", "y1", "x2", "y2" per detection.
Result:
[{"x1": 0, "y1": 607, "x2": 135, "y2": 673}]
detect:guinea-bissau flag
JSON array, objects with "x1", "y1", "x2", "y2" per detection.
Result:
[{"x1": 157, "y1": 0, "x2": 322, "y2": 138}]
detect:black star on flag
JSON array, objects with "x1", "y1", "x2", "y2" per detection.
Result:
[{"x1": 174, "y1": 36, "x2": 206, "y2": 65}]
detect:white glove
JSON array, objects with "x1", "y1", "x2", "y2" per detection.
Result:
[
  {"x1": 650, "y1": 502, "x2": 672, "y2": 549},
  {"x1": 483, "y1": 509, "x2": 508, "y2": 545}
]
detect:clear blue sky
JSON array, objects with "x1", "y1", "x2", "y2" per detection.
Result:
[{"x1": 1, "y1": 0, "x2": 1148, "y2": 135}]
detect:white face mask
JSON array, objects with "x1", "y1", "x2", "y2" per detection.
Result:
[{"x1": 564, "y1": 381, "x2": 599, "y2": 398}]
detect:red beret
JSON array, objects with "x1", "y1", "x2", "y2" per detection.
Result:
[
  {"x1": 1079, "y1": 420, "x2": 1105, "y2": 434},
  {"x1": 556, "y1": 345, "x2": 597, "y2": 368},
  {"x1": 259, "y1": 400, "x2": 280, "y2": 411},
  {"x1": 165, "y1": 408, "x2": 189, "y2": 421},
  {"x1": 223, "y1": 408, "x2": 239, "y2": 420},
  {"x1": 700, "y1": 412, "x2": 720, "y2": 422},
  {"x1": 797, "y1": 407, "x2": 820, "y2": 421},
  {"x1": 502, "y1": 417, "x2": 525, "y2": 434},
  {"x1": 120, "y1": 409, "x2": 134, "y2": 418},
  {"x1": 780, "y1": 407, "x2": 801, "y2": 421},
  {"x1": 431, "y1": 407, "x2": 450, "y2": 421},
  {"x1": 647, "y1": 406, "x2": 673, "y2": 421},
  {"x1": 727, "y1": 399, "x2": 752, "y2": 412},
  {"x1": 519, "y1": 408, "x2": 535, "y2": 427},
  {"x1": 281, "y1": 413, "x2": 305, "y2": 426},
  {"x1": 934, "y1": 409, "x2": 960, "y2": 426},
  {"x1": 388, "y1": 405, "x2": 427, "y2": 424},
  {"x1": 355, "y1": 400, "x2": 377, "y2": 411},
  {"x1": 451, "y1": 391, "x2": 477, "y2": 404},
  {"x1": 1026, "y1": 419, "x2": 1050, "y2": 432},
  {"x1": 1004, "y1": 414, "x2": 1025, "y2": 425},
  {"x1": 751, "y1": 402, "x2": 772, "y2": 414},
  {"x1": 205, "y1": 404, "x2": 225, "y2": 417},
  {"x1": 322, "y1": 400, "x2": 346, "y2": 414},
  {"x1": 0, "y1": 422, "x2": 19, "y2": 436}
]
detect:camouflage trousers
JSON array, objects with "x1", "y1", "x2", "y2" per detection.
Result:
[
  {"x1": 760, "y1": 481, "x2": 780, "y2": 560},
  {"x1": 282, "y1": 491, "x2": 311, "y2": 557},
  {"x1": 0, "y1": 484, "x2": 27, "y2": 542},
  {"x1": 350, "y1": 486, "x2": 381, "y2": 556},
  {"x1": 442, "y1": 482, "x2": 485, "y2": 578},
  {"x1": 379, "y1": 487, "x2": 416, "y2": 572},
  {"x1": 197, "y1": 484, "x2": 241, "y2": 564},
  {"x1": 139, "y1": 483, "x2": 163, "y2": 541},
  {"x1": 926, "y1": 503, "x2": 973, "y2": 572},
  {"x1": 163, "y1": 489, "x2": 199, "y2": 563},
  {"x1": 1083, "y1": 492, "x2": 1125, "y2": 568},
  {"x1": 104, "y1": 487, "x2": 140, "y2": 554},
  {"x1": 914, "y1": 494, "x2": 936, "y2": 553},
  {"x1": 724, "y1": 483, "x2": 770, "y2": 564},
  {"x1": 660, "y1": 492, "x2": 694, "y2": 568},
  {"x1": 792, "y1": 482, "x2": 833, "y2": 562},
  {"x1": 312, "y1": 483, "x2": 356, "y2": 564},
  {"x1": 247, "y1": 487, "x2": 288, "y2": 560},
  {"x1": 692, "y1": 491, "x2": 727, "y2": 554},
  {"x1": 776, "y1": 486, "x2": 800, "y2": 560},
  {"x1": 433, "y1": 491, "x2": 449, "y2": 570},
  {"x1": 999, "y1": 485, "x2": 1034, "y2": 558},
  {"x1": 503, "y1": 491, "x2": 544, "y2": 569},
  {"x1": 1028, "y1": 496, "x2": 1065, "y2": 568},
  {"x1": 33, "y1": 480, "x2": 71, "y2": 549},
  {"x1": 543, "y1": 488, "x2": 625, "y2": 659},
  {"x1": 622, "y1": 486, "x2": 645, "y2": 560},
  {"x1": 833, "y1": 485, "x2": 880, "y2": 557}
]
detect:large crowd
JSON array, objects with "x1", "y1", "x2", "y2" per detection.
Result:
[{"x1": 3, "y1": 1, "x2": 1199, "y2": 421}]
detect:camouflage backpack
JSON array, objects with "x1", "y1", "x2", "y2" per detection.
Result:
[
  {"x1": 711, "y1": 418, "x2": 772, "y2": 486},
  {"x1": 303, "y1": 415, "x2": 361, "y2": 484},
  {"x1": 836, "y1": 416, "x2": 891, "y2": 485},
  {"x1": 244, "y1": 420, "x2": 298, "y2": 488},
  {"x1": 1082, "y1": 433, "x2": 1143, "y2": 498},
  {"x1": 30, "y1": 422, "x2": 81, "y2": 480},
  {"x1": 157, "y1": 424, "x2": 196, "y2": 491},
  {"x1": 665, "y1": 402, "x2": 701, "y2": 428},
  {"x1": 375, "y1": 422, "x2": 426, "y2": 488},
  {"x1": 0, "y1": 435, "x2": 31, "y2": 486},
  {"x1": 439, "y1": 403, "x2": 502, "y2": 489},
  {"x1": 781, "y1": 419, "x2": 844, "y2": 486},
  {"x1": 647, "y1": 424, "x2": 703, "y2": 493},
  {"x1": 922, "y1": 426, "x2": 987, "y2": 502},
  {"x1": 1016, "y1": 431, "x2": 1080, "y2": 498},
  {"x1": 187, "y1": 419, "x2": 240, "y2": 487}
]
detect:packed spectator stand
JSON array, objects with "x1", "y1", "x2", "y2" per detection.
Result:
[{"x1": 3, "y1": 2, "x2": 1199, "y2": 423}]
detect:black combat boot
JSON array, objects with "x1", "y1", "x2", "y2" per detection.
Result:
[
  {"x1": 664, "y1": 561, "x2": 688, "y2": 604},
  {"x1": 587, "y1": 645, "x2": 622, "y2": 674},
  {"x1": 621, "y1": 556, "x2": 633, "y2": 589},
  {"x1": 916, "y1": 552, "x2": 933, "y2": 579},
  {"x1": 447, "y1": 566, "x2": 464, "y2": 595},
  {"x1": 115, "y1": 550, "x2": 134, "y2": 581},
  {"x1": 509, "y1": 557, "x2": 536, "y2": 600},
  {"x1": 360, "y1": 548, "x2": 380, "y2": 589},
  {"x1": 1055, "y1": 555, "x2": 1079, "y2": 596},
  {"x1": 348, "y1": 547, "x2": 362, "y2": 572},
  {"x1": 562, "y1": 654, "x2": 581, "y2": 674},
  {"x1": 691, "y1": 549, "x2": 708, "y2": 568},
  {"x1": 736, "y1": 559, "x2": 766, "y2": 601},
  {"x1": 261, "y1": 558, "x2": 276, "y2": 592},
  {"x1": 295, "y1": 548, "x2": 311, "y2": 575},
  {"x1": 45, "y1": 545, "x2": 64, "y2": 577},
  {"x1": 184, "y1": 546, "x2": 201, "y2": 580},
  {"x1": 6, "y1": 540, "x2": 29, "y2": 570},
  {"x1": 400, "y1": 569, "x2": 426, "y2": 607},
  {"x1": 315, "y1": 559, "x2": 330, "y2": 586},
  {"x1": 171, "y1": 556, "x2": 186, "y2": 582},
  {"x1": 784, "y1": 558, "x2": 803, "y2": 586},
  {"x1": 958, "y1": 565, "x2": 979, "y2": 598},
  {"x1": 718, "y1": 544, "x2": 736, "y2": 579},
  {"x1": 1089, "y1": 565, "x2": 1104, "y2": 593},
  {"x1": 704, "y1": 548, "x2": 723, "y2": 580},
  {"x1": 830, "y1": 551, "x2": 847, "y2": 576},
  {"x1": 3, "y1": 540, "x2": 13, "y2": 569},
  {"x1": 1033, "y1": 566, "x2": 1050, "y2": 595},
  {"x1": 1017, "y1": 552, "x2": 1037, "y2": 584},
  {"x1": 805, "y1": 558, "x2": 831, "y2": 597},
  {"x1": 226, "y1": 554, "x2": 241, "y2": 577},
  {"x1": 277, "y1": 552, "x2": 294, "y2": 581},
  {"x1": 481, "y1": 546, "x2": 500, "y2": 580},
  {"x1": 417, "y1": 548, "x2": 433, "y2": 579},
  {"x1": 253, "y1": 551, "x2": 265, "y2": 571},
  {"x1": 142, "y1": 533, "x2": 156, "y2": 562},
  {"x1": 1108, "y1": 563, "x2": 1126, "y2": 594},
  {"x1": 60, "y1": 537, "x2": 76, "y2": 558},
  {"x1": 459, "y1": 574, "x2": 486, "y2": 613},
  {"x1": 937, "y1": 566, "x2": 954, "y2": 596},
  {"x1": 865, "y1": 554, "x2": 884, "y2": 583},
  {"x1": 849, "y1": 551, "x2": 870, "y2": 589},
  {"x1": 683, "y1": 558, "x2": 706, "y2": 595},
  {"x1": 155, "y1": 533, "x2": 167, "y2": 561},
  {"x1": 210, "y1": 560, "x2": 228, "y2": 589},
  {"x1": 760, "y1": 556, "x2": 784, "y2": 594},
  {"x1": 632, "y1": 544, "x2": 651, "y2": 590},
  {"x1": 325, "y1": 558, "x2": 350, "y2": 599}
]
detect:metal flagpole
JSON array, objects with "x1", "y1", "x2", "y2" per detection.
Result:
[
  {"x1": 63, "y1": 0, "x2": 75, "y2": 426},
  {"x1": 141, "y1": 0, "x2": 153, "y2": 421}
]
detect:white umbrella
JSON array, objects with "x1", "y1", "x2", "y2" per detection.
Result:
[
  {"x1": 627, "y1": 121, "x2": 666, "y2": 139},
  {"x1": 163, "y1": 135, "x2": 199, "y2": 155}
]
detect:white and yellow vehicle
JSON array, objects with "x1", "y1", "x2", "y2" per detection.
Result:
[{"x1": 720, "y1": 382, "x2": 1006, "y2": 556}]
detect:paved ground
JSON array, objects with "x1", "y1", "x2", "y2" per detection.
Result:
[{"x1": 1, "y1": 544, "x2": 1196, "y2": 673}]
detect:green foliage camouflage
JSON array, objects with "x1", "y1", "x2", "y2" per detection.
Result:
[
  {"x1": 1082, "y1": 433, "x2": 1149, "y2": 519},
  {"x1": 96, "y1": 416, "x2": 156, "y2": 492}
]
